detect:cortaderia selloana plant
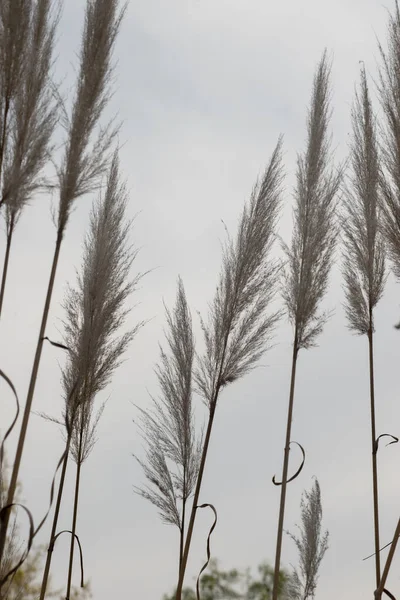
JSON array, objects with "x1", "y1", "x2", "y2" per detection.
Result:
[
  {"x1": 371, "y1": 4, "x2": 400, "y2": 597},
  {"x1": 176, "y1": 137, "x2": 284, "y2": 600},
  {"x1": 0, "y1": 0, "x2": 60, "y2": 318},
  {"x1": 0, "y1": 0, "x2": 125, "y2": 569},
  {"x1": 39, "y1": 152, "x2": 143, "y2": 600},
  {"x1": 133, "y1": 277, "x2": 202, "y2": 576},
  {"x1": 286, "y1": 478, "x2": 329, "y2": 600},
  {"x1": 342, "y1": 65, "x2": 386, "y2": 589},
  {"x1": 272, "y1": 51, "x2": 342, "y2": 600}
]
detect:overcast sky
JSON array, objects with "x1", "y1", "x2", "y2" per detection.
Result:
[{"x1": 1, "y1": 0, "x2": 400, "y2": 599}]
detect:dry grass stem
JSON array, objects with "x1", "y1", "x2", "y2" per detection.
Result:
[
  {"x1": 342, "y1": 66, "x2": 386, "y2": 588},
  {"x1": 273, "y1": 52, "x2": 341, "y2": 600},
  {"x1": 176, "y1": 137, "x2": 284, "y2": 599}
]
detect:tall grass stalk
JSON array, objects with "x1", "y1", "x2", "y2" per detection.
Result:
[
  {"x1": 133, "y1": 278, "x2": 202, "y2": 577},
  {"x1": 375, "y1": 4, "x2": 400, "y2": 589},
  {"x1": 176, "y1": 138, "x2": 284, "y2": 599},
  {"x1": 0, "y1": 0, "x2": 60, "y2": 318},
  {"x1": 0, "y1": 0, "x2": 124, "y2": 568},
  {"x1": 39, "y1": 438, "x2": 70, "y2": 600},
  {"x1": 272, "y1": 52, "x2": 341, "y2": 600},
  {"x1": 58, "y1": 153, "x2": 140, "y2": 599},
  {"x1": 342, "y1": 66, "x2": 385, "y2": 588}
]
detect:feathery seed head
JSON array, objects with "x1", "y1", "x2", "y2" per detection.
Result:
[
  {"x1": 62, "y1": 151, "x2": 141, "y2": 463},
  {"x1": 57, "y1": 0, "x2": 125, "y2": 234},
  {"x1": 134, "y1": 279, "x2": 202, "y2": 529},
  {"x1": 286, "y1": 478, "x2": 329, "y2": 600},
  {"x1": 1, "y1": 0, "x2": 60, "y2": 230},
  {"x1": 378, "y1": 1, "x2": 400, "y2": 283},
  {"x1": 196, "y1": 138, "x2": 284, "y2": 408},
  {"x1": 283, "y1": 51, "x2": 342, "y2": 350},
  {"x1": 342, "y1": 67, "x2": 386, "y2": 335}
]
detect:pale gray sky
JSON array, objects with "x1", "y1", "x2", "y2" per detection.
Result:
[{"x1": 1, "y1": 1, "x2": 400, "y2": 599}]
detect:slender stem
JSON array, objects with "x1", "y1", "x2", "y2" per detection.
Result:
[
  {"x1": 0, "y1": 231, "x2": 63, "y2": 567},
  {"x1": 272, "y1": 338, "x2": 299, "y2": 600},
  {"x1": 39, "y1": 437, "x2": 71, "y2": 600},
  {"x1": 179, "y1": 499, "x2": 186, "y2": 577},
  {"x1": 0, "y1": 96, "x2": 10, "y2": 194},
  {"x1": 368, "y1": 316, "x2": 381, "y2": 589},
  {"x1": 375, "y1": 518, "x2": 400, "y2": 600},
  {"x1": 175, "y1": 403, "x2": 217, "y2": 600},
  {"x1": 66, "y1": 438, "x2": 83, "y2": 600},
  {"x1": 178, "y1": 502, "x2": 186, "y2": 578},
  {"x1": 176, "y1": 312, "x2": 233, "y2": 600},
  {"x1": 0, "y1": 214, "x2": 15, "y2": 319}
]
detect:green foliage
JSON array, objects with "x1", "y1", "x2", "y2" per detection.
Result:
[
  {"x1": 66, "y1": 582, "x2": 93, "y2": 600},
  {"x1": 246, "y1": 563, "x2": 288, "y2": 600},
  {"x1": 163, "y1": 588, "x2": 197, "y2": 600},
  {"x1": 199, "y1": 559, "x2": 242, "y2": 599},
  {"x1": 164, "y1": 558, "x2": 290, "y2": 600},
  {"x1": 2, "y1": 544, "x2": 46, "y2": 600}
]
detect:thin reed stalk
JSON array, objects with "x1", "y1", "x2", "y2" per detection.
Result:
[
  {"x1": 66, "y1": 432, "x2": 83, "y2": 600},
  {"x1": 179, "y1": 484, "x2": 186, "y2": 572},
  {"x1": 273, "y1": 340, "x2": 298, "y2": 599},
  {"x1": 0, "y1": 213, "x2": 14, "y2": 317},
  {"x1": 39, "y1": 436, "x2": 70, "y2": 600},
  {"x1": 0, "y1": 0, "x2": 124, "y2": 568},
  {"x1": 176, "y1": 138, "x2": 284, "y2": 599},
  {"x1": 272, "y1": 52, "x2": 341, "y2": 600},
  {"x1": 369, "y1": 323, "x2": 380, "y2": 587},
  {"x1": 342, "y1": 66, "x2": 385, "y2": 589},
  {"x1": 176, "y1": 402, "x2": 216, "y2": 600},
  {"x1": 39, "y1": 377, "x2": 84, "y2": 599}
]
